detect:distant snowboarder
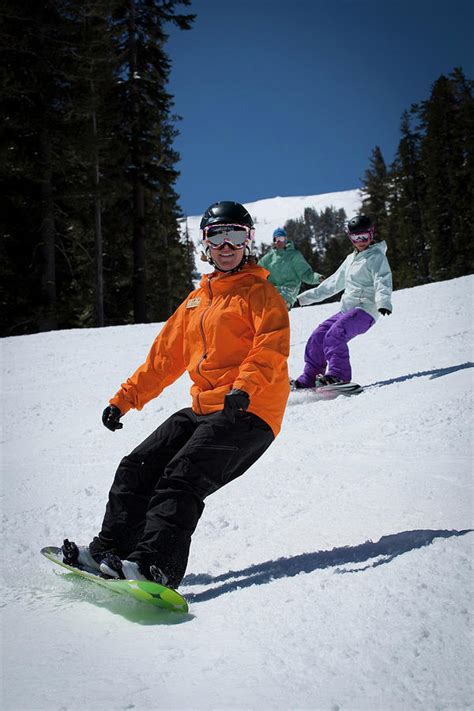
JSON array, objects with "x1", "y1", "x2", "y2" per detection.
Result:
[
  {"x1": 258, "y1": 227, "x2": 323, "y2": 309},
  {"x1": 291, "y1": 215, "x2": 393, "y2": 391}
]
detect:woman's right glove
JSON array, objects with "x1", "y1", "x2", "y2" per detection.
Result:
[
  {"x1": 102, "y1": 405, "x2": 123, "y2": 431},
  {"x1": 223, "y1": 389, "x2": 250, "y2": 423}
]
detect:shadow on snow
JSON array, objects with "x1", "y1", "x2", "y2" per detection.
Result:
[
  {"x1": 365, "y1": 361, "x2": 473, "y2": 389},
  {"x1": 186, "y1": 366, "x2": 473, "y2": 601},
  {"x1": 182, "y1": 528, "x2": 473, "y2": 603}
]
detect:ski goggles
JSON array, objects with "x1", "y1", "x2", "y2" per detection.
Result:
[
  {"x1": 273, "y1": 234, "x2": 286, "y2": 244},
  {"x1": 347, "y1": 227, "x2": 374, "y2": 245},
  {"x1": 203, "y1": 224, "x2": 253, "y2": 248}
]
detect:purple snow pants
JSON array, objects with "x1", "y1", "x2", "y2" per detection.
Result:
[{"x1": 297, "y1": 308, "x2": 375, "y2": 385}]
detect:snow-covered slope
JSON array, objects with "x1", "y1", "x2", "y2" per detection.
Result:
[
  {"x1": 184, "y1": 188, "x2": 362, "y2": 273},
  {"x1": 1, "y1": 275, "x2": 473, "y2": 711}
]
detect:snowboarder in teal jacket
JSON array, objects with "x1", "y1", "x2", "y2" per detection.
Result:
[{"x1": 258, "y1": 227, "x2": 323, "y2": 309}]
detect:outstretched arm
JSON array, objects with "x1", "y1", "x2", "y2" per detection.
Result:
[
  {"x1": 298, "y1": 257, "x2": 349, "y2": 306},
  {"x1": 293, "y1": 251, "x2": 323, "y2": 286}
]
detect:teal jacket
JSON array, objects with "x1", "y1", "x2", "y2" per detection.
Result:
[{"x1": 258, "y1": 241, "x2": 323, "y2": 309}]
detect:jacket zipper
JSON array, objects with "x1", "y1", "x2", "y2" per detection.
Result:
[
  {"x1": 196, "y1": 278, "x2": 215, "y2": 414},
  {"x1": 348, "y1": 251, "x2": 366, "y2": 302}
]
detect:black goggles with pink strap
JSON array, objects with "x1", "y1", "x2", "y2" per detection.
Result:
[
  {"x1": 347, "y1": 227, "x2": 375, "y2": 244},
  {"x1": 203, "y1": 224, "x2": 253, "y2": 248}
]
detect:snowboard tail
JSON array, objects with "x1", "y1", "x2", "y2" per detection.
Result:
[
  {"x1": 41, "y1": 546, "x2": 188, "y2": 613},
  {"x1": 313, "y1": 382, "x2": 363, "y2": 400}
]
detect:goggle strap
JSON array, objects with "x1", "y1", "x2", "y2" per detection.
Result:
[{"x1": 204, "y1": 223, "x2": 251, "y2": 236}]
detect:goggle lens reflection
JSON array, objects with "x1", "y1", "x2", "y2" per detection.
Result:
[{"x1": 204, "y1": 224, "x2": 250, "y2": 247}]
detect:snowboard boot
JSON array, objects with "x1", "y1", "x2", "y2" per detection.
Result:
[
  {"x1": 290, "y1": 377, "x2": 315, "y2": 390},
  {"x1": 149, "y1": 564, "x2": 170, "y2": 587},
  {"x1": 99, "y1": 553, "x2": 148, "y2": 581},
  {"x1": 62, "y1": 539, "x2": 101, "y2": 572},
  {"x1": 100, "y1": 553, "x2": 170, "y2": 586},
  {"x1": 315, "y1": 374, "x2": 346, "y2": 387}
]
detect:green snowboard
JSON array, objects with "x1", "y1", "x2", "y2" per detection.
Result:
[{"x1": 41, "y1": 546, "x2": 188, "y2": 613}]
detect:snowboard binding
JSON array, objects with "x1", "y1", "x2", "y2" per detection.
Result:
[{"x1": 62, "y1": 538, "x2": 79, "y2": 566}]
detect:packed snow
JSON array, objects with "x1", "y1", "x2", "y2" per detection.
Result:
[{"x1": 1, "y1": 271, "x2": 473, "y2": 710}]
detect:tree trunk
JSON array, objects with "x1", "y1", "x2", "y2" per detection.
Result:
[
  {"x1": 90, "y1": 83, "x2": 104, "y2": 327},
  {"x1": 93, "y1": 174, "x2": 104, "y2": 327},
  {"x1": 38, "y1": 124, "x2": 57, "y2": 331},
  {"x1": 129, "y1": 0, "x2": 147, "y2": 323},
  {"x1": 133, "y1": 181, "x2": 146, "y2": 322}
]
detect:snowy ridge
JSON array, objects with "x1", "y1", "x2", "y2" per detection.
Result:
[{"x1": 1, "y1": 274, "x2": 473, "y2": 710}]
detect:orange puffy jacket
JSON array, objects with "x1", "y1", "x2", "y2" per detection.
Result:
[{"x1": 110, "y1": 263, "x2": 290, "y2": 436}]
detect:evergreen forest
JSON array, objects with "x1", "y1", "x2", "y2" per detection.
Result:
[
  {"x1": 265, "y1": 68, "x2": 473, "y2": 294},
  {"x1": 2, "y1": 7, "x2": 472, "y2": 340},
  {"x1": 1, "y1": 0, "x2": 195, "y2": 336}
]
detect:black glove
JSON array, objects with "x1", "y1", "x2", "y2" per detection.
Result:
[
  {"x1": 102, "y1": 405, "x2": 123, "y2": 431},
  {"x1": 223, "y1": 389, "x2": 250, "y2": 423},
  {"x1": 378, "y1": 308, "x2": 391, "y2": 316}
]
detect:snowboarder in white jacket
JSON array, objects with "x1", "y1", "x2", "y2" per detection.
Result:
[{"x1": 292, "y1": 215, "x2": 393, "y2": 388}]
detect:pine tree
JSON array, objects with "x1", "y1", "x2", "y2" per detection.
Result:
[
  {"x1": 388, "y1": 110, "x2": 429, "y2": 286},
  {"x1": 360, "y1": 146, "x2": 390, "y2": 244},
  {"x1": 360, "y1": 68, "x2": 473, "y2": 290},
  {"x1": 50, "y1": 0, "x2": 126, "y2": 329},
  {"x1": 322, "y1": 234, "x2": 351, "y2": 277},
  {"x1": 418, "y1": 69, "x2": 474, "y2": 279},
  {"x1": 1, "y1": 0, "x2": 78, "y2": 333},
  {"x1": 1, "y1": 0, "x2": 195, "y2": 335},
  {"x1": 108, "y1": 0, "x2": 194, "y2": 324},
  {"x1": 284, "y1": 206, "x2": 348, "y2": 284}
]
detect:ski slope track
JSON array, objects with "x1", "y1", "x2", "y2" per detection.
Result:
[{"x1": 1, "y1": 275, "x2": 473, "y2": 711}]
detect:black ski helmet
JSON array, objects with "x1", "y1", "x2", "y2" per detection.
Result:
[
  {"x1": 200, "y1": 201, "x2": 254, "y2": 230},
  {"x1": 347, "y1": 214, "x2": 373, "y2": 234}
]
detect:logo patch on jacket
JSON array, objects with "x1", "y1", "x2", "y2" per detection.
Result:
[{"x1": 186, "y1": 297, "x2": 201, "y2": 309}]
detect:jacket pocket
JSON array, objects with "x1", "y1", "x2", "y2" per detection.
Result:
[{"x1": 182, "y1": 444, "x2": 240, "y2": 498}]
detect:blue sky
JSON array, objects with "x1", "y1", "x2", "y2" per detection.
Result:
[{"x1": 167, "y1": 0, "x2": 474, "y2": 217}]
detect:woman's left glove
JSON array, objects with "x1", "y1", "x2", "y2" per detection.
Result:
[
  {"x1": 223, "y1": 389, "x2": 250, "y2": 423},
  {"x1": 378, "y1": 308, "x2": 391, "y2": 316}
]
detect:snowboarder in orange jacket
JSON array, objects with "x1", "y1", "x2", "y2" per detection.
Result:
[{"x1": 63, "y1": 201, "x2": 290, "y2": 588}]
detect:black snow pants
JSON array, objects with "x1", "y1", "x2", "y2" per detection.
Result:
[{"x1": 89, "y1": 407, "x2": 274, "y2": 587}]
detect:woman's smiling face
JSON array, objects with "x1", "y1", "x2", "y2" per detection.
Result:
[{"x1": 210, "y1": 243, "x2": 245, "y2": 272}]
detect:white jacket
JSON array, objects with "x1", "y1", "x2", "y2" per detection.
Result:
[{"x1": 298, "y1": 241, "x2": 393, "y2": 320}]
